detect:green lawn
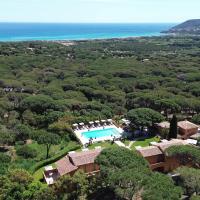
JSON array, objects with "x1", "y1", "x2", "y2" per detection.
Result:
[
  {"x1": 27, "y1": 140, "x2": 70, "y2": 161},
  {"x1": 131, "y1": 136, "x2": 160, "y2": 150},
  {"x1": 88, "y1": 141, "x2": 117, "y2": 150}
]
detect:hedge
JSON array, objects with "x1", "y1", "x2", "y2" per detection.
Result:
[{"x1": 30, "y1": 142, "x2": 81, "y2": 174}]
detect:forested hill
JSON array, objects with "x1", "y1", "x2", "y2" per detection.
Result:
[
  {"x1": 1, "y1": 36, "x2": 200, "y2": 199},
  {"x1": 1, "y1": 36, "x2": 200, "y2": 130},
  {"x1": 163, "y1": 19, "x2": 200, "y2": 35}
]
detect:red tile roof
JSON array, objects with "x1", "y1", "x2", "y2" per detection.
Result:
[
  {"x1": 178, "y1": 120, "x2": 199, "y2": 130},
  {"x1": 69, "y1": 149, "x2": 102, "y2": 166},
  {"x1": 56, "y1": 156, "x2": 78, "y2": 176},
  {"x1": 153, "y1": 140, "x2": 185, "y2": 152},
  {"x1": 137, "y1": 146, "x2": 163, "y2": 157}
]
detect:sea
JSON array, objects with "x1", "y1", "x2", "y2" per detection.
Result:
[{"x1": 0, "y1": 23, "x2": 176, "y2": 42}]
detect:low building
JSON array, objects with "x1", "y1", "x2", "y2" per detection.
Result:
[
  {"x1": 178, "y1": 120, "x2": 199, "y2": 139},
  {"x1": 137, "y1": 139, "x2": 187, "y2": 172},
  {"x1": 68, "y1": 149, "x2": 101, "y2": 174},
  {"x1": 43, "y1": 149, "x2": 101, "y2": 185},
  {"x1": 43, "y1": 166, "x2": 60, "y2": 185},
  {"x1": 137, "y1": 146, "x2": 165, "y2": 171},
  {"x1": 56, "y1": 155, "x2": 78, "y2": 177},
  {"x1": 157, "y1": 120, "x2": 199, "y2": 140},
  {"x1": 153, "y1": 139, "x2": 186, "y2": 172}
]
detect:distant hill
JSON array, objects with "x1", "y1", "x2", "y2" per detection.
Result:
[{"x1": 163, "y1": 19, "x2": 200, "y2": 35}]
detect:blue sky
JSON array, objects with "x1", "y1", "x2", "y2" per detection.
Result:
[{"x1": 0, "y1": 0, "x2": 199, "y2": 23}]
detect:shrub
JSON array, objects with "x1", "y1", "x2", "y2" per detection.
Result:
[
  {"x1": 16, "y1": 145, "x2": 37, "y2": 158},
  {"x1": 0, "y1": 153, "x2": 11, "y2": 174},
  {"x1": 0, "y1": 153, "x2": 11, "y2": 163},
  {"x1": 192, "y1": 114, "x2": 200, "y2": 125}
]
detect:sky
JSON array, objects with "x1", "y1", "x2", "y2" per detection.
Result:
[{"x1": 0, "y1": 0, "x2": 200, "y2": 23}]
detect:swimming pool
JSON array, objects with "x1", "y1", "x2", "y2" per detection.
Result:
[{"x1": 82, "y1": 128, "x2": 121, "y2": 139}]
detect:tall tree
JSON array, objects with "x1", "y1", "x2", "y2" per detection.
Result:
[
  {"x1": 168, "y1": 115, "x2": 178, "y2": 140},
  {"x1": 36, "y1": 131, "x2": 60, "y2": 159},
  {"x1": 53, "y1": 170, "x2": 89, "y2": 200},
  {"x1": 95, "y1": 147, "x2": 181, "y2": 200},
  {"x1": 197, "y1": 137, "x2": 200, "y2": 147},
  {"x1": 127, "y1": 108, "x2": 164, "y2": 130},
  {"x1": 176, "y1": 167, "x2": 200, "y2": 197},
  {"x1": 166, "y1": 145, "x2": 200, "y2": 168}
]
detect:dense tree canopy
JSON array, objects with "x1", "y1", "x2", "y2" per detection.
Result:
[
  {"x1": 142, "y1": 172, "x2": 182, "y2": 200},
  {"x1": 127, "y1": 108, "x2": 165, "y2": 130},
  {"x1": 0, "y1": 36, "x2": 200, "y2": 199},
  {"x1": 166, "y1": 145, "x2": 200, "y2": 168},
  {"x1": 176, "y1": 167, "x2": 200, "y2": 197},
  {"x1": 95, "y1": 147, "x2": 181, "y2": 200}
]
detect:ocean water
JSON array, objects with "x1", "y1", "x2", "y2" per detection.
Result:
[{"x1": 0, "y1": 23, "x2": 176, "y2": 42}]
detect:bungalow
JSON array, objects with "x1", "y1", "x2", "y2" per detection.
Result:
[
  {"x1": 43, "y1": 149, "x2": 101, "y2": 185},
  {"x1": 178, "y1": 120, "x2": 199, "y2": 139},
  {"x1": 137, "y1": 146, "x2": 165, "y2": 171},
  {"x1": 137, "y1": 139, "x2": 187, "y2": 172},
  {"x1": 153, "y1": 139, "x2": 186, "y2": 172},
  {"x1": 157, "y1": 120, "x2": 199, "y2": 140},
  {"x1": 68, "y1": 149, "x2": 101, "y2": 174},
  {"x1": 56, "y1": 155, "x2": 78, "y2": 177}
]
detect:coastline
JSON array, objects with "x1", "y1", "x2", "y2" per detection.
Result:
[
  {"x1": 0, "y1": 23, "x2": 175, "y2": 42},
  {"x1": 0, "y1": 34, "x2": 161, "y2": 43},
  {"x1": 0, "y1": 34, "x2": 166, "y2": 43}
]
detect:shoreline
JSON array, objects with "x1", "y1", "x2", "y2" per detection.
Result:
[
  {"x1": 0, "y1": 34, "x2": 166, "y2": 43},
  {"x1": 1, "y1": 34, "x2": 199, "y2": 44},
  {"x1": 0, "y1": 23, "x2": 175, "y2": 43}
]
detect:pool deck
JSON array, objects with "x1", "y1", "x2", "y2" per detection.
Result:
[{"x1": 74, "y1": 125, "x2": 124, "y2": 145}]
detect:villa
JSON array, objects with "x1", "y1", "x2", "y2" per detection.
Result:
[
  {"x1": 44, "y1": 148, "x2": 102, "y2": 185},
  {"x1": 157, "y1": 120, "x2": 199, "y2": 139},
  {"x1": 137, "y1": 146, "x2": 165, "y2": 171},
  {"x1": 43, "y1": 118, "x2": 199, "y2": 185},
  {"x1": 44, "y1": 137, "x2": 198, "y2": 185},
  {"x1": 177, "y1": 120, "x2": 199, "y2": 139},
  {"x1": 137, "y1": 139, "x2": 188, "y2": 172}
]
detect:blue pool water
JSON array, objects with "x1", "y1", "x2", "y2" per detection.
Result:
[
  {"x1": 0, "y1": 23, "x2": 176, "y2": 41},
  {"x1": 82, "y1": 128, "x2": 121, "y2": 139}
]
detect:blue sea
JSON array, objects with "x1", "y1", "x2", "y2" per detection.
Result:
[{"x1": 0, "y1": 23, "x2": 176, "y2": 42}]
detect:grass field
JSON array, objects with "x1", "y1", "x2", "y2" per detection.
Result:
[{"x1": 131, "y1": 136, "x2": 160, "y2": 149}]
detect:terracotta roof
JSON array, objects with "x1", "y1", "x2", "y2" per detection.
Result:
[
  {"x1": 178, "y1": 120, "x2": 199, "y2": 130},
  {"x1": 69, "y1": 149, "x2": 102, "y2": 166},
  {"x1": 137, "y1": 146, "x2": 163, "y2": 157},
  {"x1": 154, "y1": 139, "x2": 185, "y2": 152},
  {"x1": 157, "y1": 121, "x2": 170, "y2": 129},
  {"x1": 56, "y1": 156, "x2": 78, "y2": 176}
]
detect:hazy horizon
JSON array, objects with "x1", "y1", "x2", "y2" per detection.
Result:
[
  {"x1": 0, "y1": 0, "x2": 199, "y2": 23},
  {"x1": 0, "y1": 22, "x2": 179, "y2": 24}
]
